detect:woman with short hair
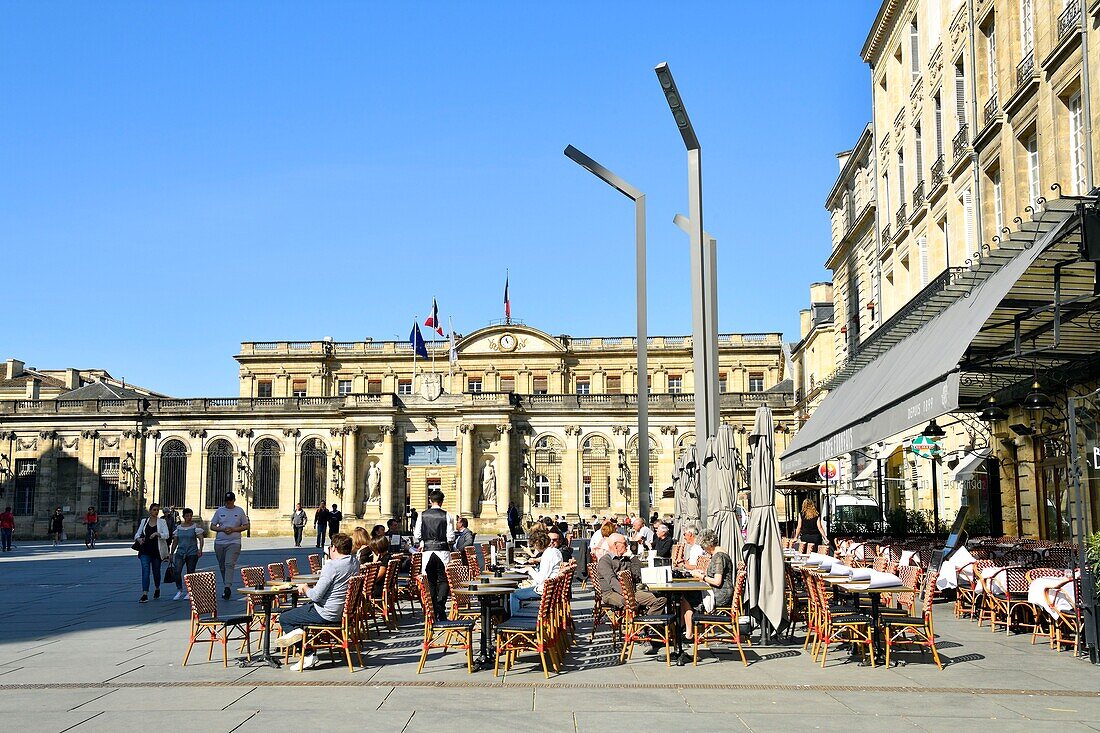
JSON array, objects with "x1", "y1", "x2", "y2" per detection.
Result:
[{"x1": 680, "y1": 529, "x2": 735, "y2": 649}]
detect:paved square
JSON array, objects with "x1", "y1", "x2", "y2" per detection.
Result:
[{"x1": 2, "y1": 538, "x2": 1098, "y2": 732}]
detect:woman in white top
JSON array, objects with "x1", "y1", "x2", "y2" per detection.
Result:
[
  {"x1": 509, "y1": 525, "x2": 562, "y2": 615},
  {"x1": 134, "y1": 503, "x2": 170, "y2": 603}
]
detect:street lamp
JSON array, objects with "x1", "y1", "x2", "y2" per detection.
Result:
[
  {"x1": 564, "y1": 144, "x2": 650, "y2": 519},
  {"x1": 656, "y1": 62, "x2": 719, "y2": 525}
]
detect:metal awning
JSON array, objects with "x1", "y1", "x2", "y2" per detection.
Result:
[
  {"x1": 781, "y1": 196, "x2": 1093, "y2": 475},
  {"x1": 949, "y1": 453, "x2": 987, "y2": 483}
]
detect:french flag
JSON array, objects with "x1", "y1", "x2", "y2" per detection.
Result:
[{"x1": 424, "y1": 298, "x2": 444, "y2": 336}]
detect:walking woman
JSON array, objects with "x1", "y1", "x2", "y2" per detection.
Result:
[
  {"x1": 170, "y1": 508, "x2": 204, "y2": 600},
  {"x1": 793, "y1": 498, "x2": 828, "y2": 552},
  {"x1": 134, "y1": 503, "x2": 170, "y2": 602},
  {"x1": 49, "y1": 507, "x2": 65, "y2": 546}
]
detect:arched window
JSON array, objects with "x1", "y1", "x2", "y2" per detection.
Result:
[
  {"x1": 628, "y1": 435, "x2": 660, "y2": 512},
  {"x1": 206, "y1": 439, "x2": 235, "y2": 509},
  {"x1": 158, "y1": 439, "x2": 188, "y2": 509},
  {"x1": 581, "y1": 435, "x2": 611, "y2": 510},
  {"x1": 299, "y1": 438, "x2": 327, "y2": 509},
  {"x1": 532, "y1": 436, "x2": 562, "y2": 509},
  {"x1": 253, "y1": 438, "x2": 280, "y2": 509}
]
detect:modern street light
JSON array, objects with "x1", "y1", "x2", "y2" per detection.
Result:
[
  {"x1": 656, "y1": 62, "x2": 720, "y2": 524},
  {"x1": 564, "y1": 144, "x2": 650, "y2": 519}
]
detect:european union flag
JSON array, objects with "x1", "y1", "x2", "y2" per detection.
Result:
[{"x1": 409, "y1": 321, "x2": 429, "y2": 359}]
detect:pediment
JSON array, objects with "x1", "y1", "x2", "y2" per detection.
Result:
[{"x1": 457, "y1": 324, "x2": 567, "y2": 356}]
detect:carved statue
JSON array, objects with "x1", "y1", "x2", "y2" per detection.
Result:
[
  {"x1": 481, "y1": 460, "x2": 496, "y2": 503},
  {"x1": 366, "y1": 461, "x2": 382, "y2": 502}
]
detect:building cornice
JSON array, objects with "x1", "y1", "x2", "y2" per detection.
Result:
[
  {"x1": 861, "y1": 0, "x2": 906, "y2": 64},
  {"x1": 824, "y1": 124, "x2": 874, "y2": 209}
]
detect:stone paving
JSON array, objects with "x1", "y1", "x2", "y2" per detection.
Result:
[{"x1": 1, "y1": 537, "x2": 1099, "y2": 732}]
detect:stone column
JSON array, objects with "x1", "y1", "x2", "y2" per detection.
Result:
[
  {"x1": 459, "y1": 424, "x2": 476, "y2": 516},
  {"x1": 380, "y1": 425, "x2": 396, "y2": 519},
  {"x1": 342, "y1": 426, "x2": 358, "y2": 517},
  {"x1": 562, "y1": 426, "x2": 581, "y2": 520},
  {"x1": 496, "y1": 425, "x2": 511, "y2": 517}
]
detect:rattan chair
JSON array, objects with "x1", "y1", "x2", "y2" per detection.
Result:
[
  {"x1": 809, "y1": 574, "x2": 875, "y2": 668},
  {"x1": 267, "y1": 562, "x2": 286, "y2": 582},
  {"x1": 356, "y1": 562, "x2": 383, "y2": 638},
  {"x1": 182, "y1": 571, "x2": 254, "y2": 667},
  {"x1": 287, "y1": 558, "x2": 301, "y2": 579},
  {"x1": 692, "y1": 569, "x2": 749, "y2": 666},
  {"x1": 1049, "y1": 575, "x2": 1083, "y2": 654},
  {"x1": 882, "y1": 570, "x2": 943, "y2": 669},
  {"x1": 292, "y1": 574, "x2": 364, "y2": 672},
  {"x1": 1025, "y1": 568, "x2": 1069, "y2": 645},
  {"x1": 494, "y1": 574, "x2": 562, "y2": 677},
  {"x1": 394, "y1": 552, "x2": 422, "y2": 616},
  {"x1": 308, "y1": 554, "x2": 323, "y2": 574},
  {"x1": 463, "y1": 545, "x2": 480, "y2": 572},
  {"x1": 414, "y1": 576, "x2": 474, "y2": 674},
  {"x1": 619, "y1": 570, "x2": 674, "y2": 666},
  {"x1": 588, "y1": 561, "x2": 621, "y2": 643},
  {"x1": 987, "y1": 566, "x2": 1033, "y2": 634}
]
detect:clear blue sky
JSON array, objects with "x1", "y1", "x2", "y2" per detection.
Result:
[{"x1": 3, "y1": 1, "x2": 878, "y2": 396}]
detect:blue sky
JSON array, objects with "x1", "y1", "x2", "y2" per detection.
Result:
[{"x1": 3, "y1": 1, "x2": 878, "y2": 396}]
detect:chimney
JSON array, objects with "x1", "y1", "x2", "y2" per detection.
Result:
[
  {"x1": 65, "y1": 368, "x2": 80, "y2": 389},
  {"x1": 6, "y1": 359, "x2": 24, "y2": 380},
  {"x1": 26, "y1": 378, "x2": 40, "y2": 400}
]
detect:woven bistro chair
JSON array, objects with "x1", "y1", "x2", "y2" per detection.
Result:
[
  {"x1": 619, "y1": 570, "x2": 675, "y2": 666},
  {"x1": 394, "y1": 551, "x2": 422, "y2": 616},
  {"x1": 1049, "y1": 575, "x2": 1083, "y2": 654},
  {"x1": 1002, "y1": 548, "x2": 1041, "y2": 568},
  {"x1": 954, "y1": 560, "x2": 980, "y2": 618},
  {"x1": 287, "y1": 558, "x2": 301, "y2": 579},
  {"x1": 988, "y1": 566, "x2": 1034, "y2": 634},
  {"x1": 882, "y1": 570, "x2": 943, "y2": 669},
  {"x1": 444, "y1": 561, "x2": 481, "y2": 627},
  {"x1": 308, "y1": 554, "x2": 323, "y2": 574},
  {"x1": 588, "y1": 561, "x2": 622, "y2": 644},
  {"x1": 268, "y1": 562, "x2": 287, "y2": 582},
  {"x1": 356, "y1": 562, "x2": 383, "y2": 638},
  {"x1": 495, "y1": 574, "x2": 562, "y2": 677},
  {"x1": 671, "y1": 542, "x2": 685, "y2": 567},
  {"x1": 463, "y1": 545, "x2": 480, "y2": 572},
  {"x1": 811, "y1": 574, "x2": 876, "y2": 668},
  {"x1": 415, "y1": 576, "x2": 474, "y2": 674},
  {"x1": 378, "y1": 557, "x2": 402, "y2": 627},
  {"x1": 1024, "y1": 568, "x2": 1070, "y2": 646},
  {"x1": 291, "y1": 574, "x2": 365, "y2": 672},
  {"x1": 881, "y1": 565, "x2": 923, "y2": 616},
  {"x1": 1040, "y1": 546, "x2": 1076, "y2": 571},
  {"x1": 182, "y1": 571, "x2": 254, "y2": 666},
  {"x1": 692, "y1": 568, "x2": 749, "y2": 666}
]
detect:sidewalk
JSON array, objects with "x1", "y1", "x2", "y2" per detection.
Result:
[{"x1": 1, "y1": 538, "x2": 1098, "y2": 733}]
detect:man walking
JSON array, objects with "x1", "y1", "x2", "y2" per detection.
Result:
[
  {"x1": 209, "y1": 492, "x2": 249, "y2": 600},
  {"x1": 507, "y1": 501, "x2": 520, "y2": 539},
  {"x1": 327, "y1": 503, "x2": 342, "y2": 540},
  {"x1": 413, "y1": 489, "x2": 455, "y2": 620},
  {"x1": 314, "y1": 504, "x2": 329, "y2": 548},
  {"x1": 291, "y1": 503, "x2": 307, "y2": 547},
  {"x1": 0, "y1": 507, "x2": 14, "y2": 552}
]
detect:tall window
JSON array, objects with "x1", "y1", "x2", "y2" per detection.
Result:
[
  {"x1": 13, "y1": 459, "x2": 36, "y2": 515},
  {"x1": 914, "y1": 124, "x2": 923, "y2": 181},
  {"x1": 532, "y1": 436, "x2": 562, "y2": 508},
  {"x1": 534, "y1": 474, "x2": 550, "y2": 507},
  {"x1": 898, "y1": 150, "x2": 906, "y2": 207},
  {"x1": 986, "y1": 23, "x2": 998, "y2": 97},
  {"x1": 1020, "y1": 0, "x2": 1034, "y2": 55},
  {"x1": 158, "y1": 439, "x2": 187, "y2": 509},
  {"x1": 934, "y1": 92, "x2": 944, "y2": 157},
  {"x1": 257, "y1": 380, "x2": 273, "y2": 398},
  {"x1": 254, "y1": 438, "x2": 280, "y2": 509},
  {"x1": 992, "y1": 168, "x2": 1004, "y2": 233},
  {"x1": 292, "y1": 379, "x2": 307, "y2": 397},
  {"x1": 583, "y1": 476, "x2": 592, "y2": 508},
  {"x1": 718, "y1": 372, "x2": 727, "y2": 393},
  {"x1": 909, "y1": 20, "x2": 920, "y2": 82},
  {"x1": 98, "y1": 457, "x2": 120, "y2": 515},
  {"x1": 581, "y1": 436, "x2": 611, "y2": 509},
  {"x1": 748, "y1": 372, "x2": 765, "y2": 392},
  {"x1": 206, "y1": 439, "x2": 234, "y2": 509},
  {"x1": 955, "y1": 63, "x2": 967, "y2": 128},
  {"x1": 961, "y1": 188, "x2": 975, "y2": 254},
  {"x1": 398, "y1": 379, "x2": 412, "y2": 395},
  {"x1": 576, "y1": 377, "x2": 590, "y2": 395},
  {"x1": 1069, "y1": 93, "x2": 1086, "y2": 194},
  {"x1": 1026, "y1": 134, "x2": 1040, "y2": 203},
  {"x1": 466, "y1": 377, "x2": 482, "y2": 393},
  {"x1": 337, "y1": 379, "x2": 352, "y2": 396},
  {"x1": 883, "y1": 172, "x2": 891, "y2": 221},
  {"x1": 532, "y1": 375, "x2": 548, "y2": 394},
  {"x1": 668, "y1": 375, "x2": 683, "y2": 394},
  {"x1": 299, "y1": 439, "x2": 326, "y2": 509},
  {"x1": 605, "y1": 374, "x2": 621, "y2": 394}
]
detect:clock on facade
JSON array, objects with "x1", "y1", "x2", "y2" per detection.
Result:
[{"x1": 499, "y1": 333, "x2": 518, "y2": 352}]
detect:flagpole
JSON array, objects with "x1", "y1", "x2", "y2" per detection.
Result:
[
  {"x1": 411, "y1": 318, "x2": 418, "y2": 393},
  {"x1": 431, "y1": 296, "x2": 437, "y2": 376},
  {"x1": 448, "y1": 316, "x2": 455, "y2": 388}
]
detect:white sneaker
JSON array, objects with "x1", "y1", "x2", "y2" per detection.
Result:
[
  {"x1": 274, "y1": 628, "x2": 304, "y2": 648},
  {"x1": 173, "y1": 590, "x2": 184, "y2": 601},
  {"x1": 183, "y1": 593, "x2": 189, "y2": 600},
  {"x1": 300, "y1": 653, "x2": 319, "y2": 670}
]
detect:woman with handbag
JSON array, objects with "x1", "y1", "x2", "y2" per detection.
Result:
[{"x1": 134, "y1": 503, "x2": 170, "y2": 603}]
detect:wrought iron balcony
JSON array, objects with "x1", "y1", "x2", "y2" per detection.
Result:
[
  {"x1": 952, "y1": 124, "x2": 970, "y2": 163},
  {"x1": 930, "y1": 155, "x2": 946, "y2": 190},
  {"x1": 912, "y1": 180, "x2": 926, "y2": 210},
  {"x1": 895, "y1": 203, "x2": 908, "y2": 230},
  {"x1": 1058, "y1": 0, "x2": 1081, "y2": 39},
  {"x1": 880, "y1": 223, "x2": 891, "y2": 246},
  {"x1": 1016, "y1": 54, "x2": 1036, "y2": 90},
  {"x1": 983, "y1": 94, "x2": 999, "y2": 126}
]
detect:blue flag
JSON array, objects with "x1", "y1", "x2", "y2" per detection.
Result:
[{"x1": 409, "y1": 321, "x2": 429, "y2": 359}]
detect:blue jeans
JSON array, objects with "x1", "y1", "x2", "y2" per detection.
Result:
[
  {"x1": 174, "y1": 553, "x2": 199, "y2": 590},
  {"x1": 1, "y1": 528, "x2": 12, "y2": 551},
  {"x1": 277, "y1": 603, "x2": 328, "y2": 635},
  {"x1": 509, "y1": 585, "x2": 541, "y2": 616},
  {"x1": 139, "y1": 553, "x2": 162, "y2": 593}
]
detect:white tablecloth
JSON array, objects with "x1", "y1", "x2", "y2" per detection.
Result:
[
  {"x1": 976, "y1": 565, "x2": 1005, "y2": 596},
  {"x1": 1028, "y1": 575, "x2": 1075, "y2": 618},
  {"x1": 935, "y1": 547, "x2": 976, "y2": 590}
]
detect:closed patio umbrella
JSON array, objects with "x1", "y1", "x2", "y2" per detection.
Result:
[
  {"x1": 674, "y1": 445, "x2": 701, "y2": 541},
  {"x1": 704, "y1": 423, "x2": 744, "y2": 569},
  {"x1": 744, "y1": 405, "x2": 787, "y2": 642}
]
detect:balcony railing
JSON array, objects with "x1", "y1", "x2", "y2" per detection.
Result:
[
  {"x1": 1058, "y1": 0, "x2": 1081, "y2": 39},
  {"x1": 1016, "y1": 54, "x2": 1036, "y2": 90},
  {"x1": 895, "y1": 203, "x2": 908, "y2": 230},
  {"x1": 952, "y1": 124, "x2": 970, "y2": 163},
  {"x1": 912, "y1": 180, "x2": 926, "y2": 209},
  {"x1": 930, "y1": 155, "x2": 946, "y2": 190},
  {"x1": 983, "y1": 93, "x2": 999, "y2": 125},
  {"x1": 880, "y1": 223, "x2": 891, "y2": 244}
]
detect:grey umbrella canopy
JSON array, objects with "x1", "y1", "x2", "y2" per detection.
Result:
[
  {"x1": 703, "y1": 423, "x2": 744, "y2": 569},
  {"x1": 744, "y1": 405, "x2": 787, "y2": 636},
  {"x1": 674, "y1": 444, "x2": 701, "y2": 541}
]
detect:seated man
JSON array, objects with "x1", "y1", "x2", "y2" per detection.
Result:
[
  {"x1": 509, "y1": 525, "x2": 562, "y2": 615},
  {"x1": 275, "y1": 532, "x2": 359, "y2": 669},
  {"x1": 597, "y1": 533, "x2": 667, "y2": 655},
  {"x1": 678, "y1": 523, "x2": 706, "y2": 569},
  {"x1": 386, "y1": 517, "x2": 409, "y2": 552},
  {"x1": 548, "y1": 527, "x2": 573, "y2": 562},
  {"x1": 651, "y1": 520, "x2": 674, "y2": 560},
  {"x1": 453, "y1": 516, "x2": 475, "y2": 553},
  {"x1": 630, "y1": 517, "x2": 654, "y2": 552}
]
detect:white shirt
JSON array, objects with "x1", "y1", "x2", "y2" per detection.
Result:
[
  {"x1": 685, "y1": 542, "x2": 705, "y2": 565},
  {"x1": 210, "y1": 505, "x2": 249, "y2": 546},
  {"x1": 529, "y1": 546, "x2": 563, "y2": 594}
]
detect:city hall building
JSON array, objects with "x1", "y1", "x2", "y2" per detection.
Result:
[{"x1": 0, "y1": 322, "x2": 794, "y2": 537}]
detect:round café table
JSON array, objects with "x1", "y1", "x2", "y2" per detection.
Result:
[
  {"x1": 452, "y1": 585, "x2": 514, "y2": 671},
  {"x1": 834, "y1": 578, "x2": 908, "y2": 664},
  {"x1": 238, "y1": 586, "x2": 291, "y2": 668},
  {"x1": 643, "y1": 580, "x2": 711, "y2": 666}
]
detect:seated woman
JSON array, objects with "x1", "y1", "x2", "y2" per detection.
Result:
[
  {"x1": 509, "y1": 525, "x2": 561, "y2": 616},
  {"x1": 588, "y1": 521, "x2": 616, "y2": 562},
  {"x1": 680, "y1": 529, "x2": 734, "y2": 646},
  {"x1": 352, "y1": 526, "x2": 372, "y2": 564}
]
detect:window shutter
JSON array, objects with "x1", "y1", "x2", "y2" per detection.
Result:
[
  {"x1": 917, "y1": 237, "x2": 929, "y2": 286},
  {"x1": 955, "y1": 64, "x2": 967, "y2": 125},
  {"x1": 934, "y1": 93, "x2": 944, "y2": 156},
  {"x1": 962, "y1": 189, "x2": 975, "y2": 252},
  {"x1": 987, "y1": 26, "x2": 997, "y2": 96},
  {"x1": 910, "y1": 22, "x2": 920, "y2": 80},
  {"x1": 914, "y1": 125, "x2": 923, "y2": 179}
]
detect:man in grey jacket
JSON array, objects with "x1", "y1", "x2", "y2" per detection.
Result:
[{"x1": 274, "y1": 532, "x2": 358, "y2": 669}]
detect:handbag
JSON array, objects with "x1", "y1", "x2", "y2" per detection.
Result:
[
  {"x1": 158, "y1": 536, "x2": 171, "y2": 561},
  {"x1": 132, "y1": 518, "x2": 147, "y2": 553},
  {"x1": 163, "y1": 562, "x2": 177, "y2": 585}
]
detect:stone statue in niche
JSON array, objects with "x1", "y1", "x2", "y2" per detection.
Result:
[
  {"x1": 366, "y1": 461, "x2": 382, "y2": 502},
  {"x1": 481, "y1": 460, "x2": 496, "y2": 503}
]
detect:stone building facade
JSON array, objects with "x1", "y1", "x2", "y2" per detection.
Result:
[{"x1": 0, "y1": 323, "x2": 794, "y2": 538}]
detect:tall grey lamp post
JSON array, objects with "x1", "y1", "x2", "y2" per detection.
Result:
[
  {"x1": 656, "y1": 62, "x2": 720, "y2": 524},
  {"x1": 563, "y1": 144, "x2": 650, "y2": 519}
]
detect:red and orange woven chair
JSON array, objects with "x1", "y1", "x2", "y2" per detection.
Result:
[
  {"x1": 588, "y1": 561, "x2": 622, "y2": 644},
  {"x1": 882, "y1": 570, "x2": 943, "y2": 669},
  {"x1": 618, "y1": 570, "x2": 675, "y2": 666},
  {"x1": 494, "y1": 574, "x2": 563, "y2": 677},
  {"x1": 415, "y1": 576, "x2": 474, "y2": 674},
  {"x1": 287, "y1": 558, "x2": 301, "y2": 579},
  {"x1": 692, "y1": 568, "x2": 749, "y2": 666},
  {"x1": 289, "y1": 574, "x2": 365, "y2": 672},
  {"x1": 307, "y1": 554, "x2": 323, "y2": 574},
  {"x1": 182, "y1": 571, "x2": 254, "y2": 667}
]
